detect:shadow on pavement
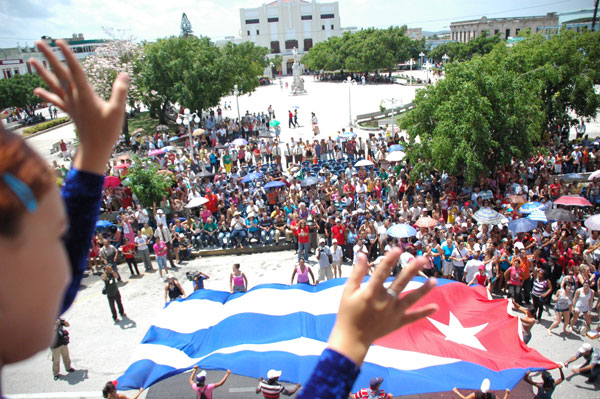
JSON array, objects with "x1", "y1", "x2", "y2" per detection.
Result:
[
  {"x1": 117, "y1": 316, "x2": 136, "y2": 330},
  {"x1": 60, "y1": 368, "x2": 89, "y2": 385}
]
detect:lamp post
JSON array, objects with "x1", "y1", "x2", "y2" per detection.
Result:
[
  {"x1": 418, "y1": 51, "x2": 425, "y2": 68},
  {"x1": 233, "y1": 84, "x2": 241, "y2": 122},
  {"x1": 408, "y1": 59, "x2": 415, "y2": 85},
  {"x1": 442, "y1": 53, "x2": 449, "y2": 66},
  {"x1": 425, "y1": 61, "x2": 431, "y2": 85},
  {"x1": 385, "y1": 97, "x2": 400, "y2": 139},
  {"x1": 176, "y1": 108, "x2": 200, "y2": 157},
  {"x1": 343, "y1": 76, "x2": 356, "y2": 127},
  {"x1": 269, "y1": 62, "x2": 274, "y2": 80}
]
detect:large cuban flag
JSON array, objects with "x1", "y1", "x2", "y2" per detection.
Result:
[{"x1": 117, "y1": 277, "x2": 557, "y2": 395}]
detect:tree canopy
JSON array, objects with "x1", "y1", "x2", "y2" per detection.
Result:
[
  {"x1": 302, "y1": 26, "x2": 425, "y2": 73},
  {"x1": 428, "y1": 32, "x2": 502, "y2": 62},
  {"x1": 125, "y1": 159, "x2": 173, "y2": 208},
  {"x1": 401, "y1": 29, "x2": 600, "y2": 184},
  {"x1": 0, "y1": 73, "x2": 47, "y2": 116}
]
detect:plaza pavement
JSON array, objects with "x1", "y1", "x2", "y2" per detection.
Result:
[{"x1": 3, "y1": 77, "x2": 600, "y2": 398}]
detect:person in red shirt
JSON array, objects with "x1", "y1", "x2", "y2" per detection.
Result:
[
  {"x1": 120, "y1": 237, "x2": 141, "y2": 277},
  {"x1": 205, "y1": 188, "x2": 218, "y2": 214},
  {"x1": 549, "y1": 178, "x2": 561, "y2": 200},
  {"x1": 295, "y1": 219, "x2": 310, "y2": 261},
  {"x1": 351, "y1": 377, "x2": 392, "y2": 399},
  {"x1": 331, "y1": 219, "x2": 347, "y2": 261}
]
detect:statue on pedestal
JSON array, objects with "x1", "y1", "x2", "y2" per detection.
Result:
[{"x1": 290, "y1": 47, "x2": 306, "y2": 95}]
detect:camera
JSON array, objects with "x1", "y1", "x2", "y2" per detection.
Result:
[{"x1": 186, "y1": 271, "x2": 202, "y2": 281}]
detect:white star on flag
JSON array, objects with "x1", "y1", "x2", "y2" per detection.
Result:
[{"x1": 427, "y1": 312, "x2": 488, "y2": 351}]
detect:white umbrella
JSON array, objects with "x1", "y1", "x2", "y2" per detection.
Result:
[
  {"x1": 527, "y1": 209, "x2": 547, "y2": 223},
  {"x1": 185, "y1": 196, "x2": 209, "y2": 208},
  {"x1": 588, "y1": 170, "x2": 600, "y2": 181},
  {"x1": 354, "y1": 159, "x2": 374, "y2": 167},
  {"x1": 584, "y1": 214, "x2": 600, "y2": 231},
  {"x1": 386, "y1": 151, "x2": 405, "y2": 162}
]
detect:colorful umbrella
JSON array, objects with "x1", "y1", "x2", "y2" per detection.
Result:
[
  {"x1": 339, "y1": 131, "x2": 356, "y2": 139},
  {"x1": 388, "y1": 144, "x2": 404, "y2": 152},
  {"x1": 527, "y1": 209, "x2": 547, "y2": 223},
  {"x1": 544, "y1": 208, "x2": 576, "y2": 222},
  {"x1": 156, "y1": 124, "x2": 169, "y2": 131},
  {"x1": 519, "y1": 202, "x2": 544, "y2": 214},
  {"x1": 95, "y1": 220, "x2": 115, "y2": 229},
  {"x1": 472, "y1": 208, "x2": 503, "y2": 225},
  {"x1": 149, "y1": 149, "x2": 166, "y2": 156},
  {"x1": 157, "y1": 169, "x2": 174, "y2": 176},
  {"x1": 241, "y1": 172, "x2": 263, "y2": 183},
  {"x1": 508, "y1": 218, "x2": 537, "y2": 234},
  {"x1": 103, "y1": 176, "x2": 121, "y2": 188},
  {"x1": 415, "y1": 216, "x2": 438, "y2": 228},
  {"x1": 264, "y1": 181, "x2": 286, "y2": 189},
  {"x1": 584, "y1": 214, "x2": 600, "y2": 231},
  {"x1": 192, "y1": 128, "x2": 206, "y2": 136},
  {"x1": 269, "y1": 120, "x2": 280, "y2": 127},
  {"x1": 387, "y1": 223, "x2": 417, "y2": 238},
  {"x1": 554, "y1": 195, "x2": 592, "y2": 207}
]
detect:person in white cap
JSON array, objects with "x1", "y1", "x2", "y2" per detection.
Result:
[
  {"x1": 189, "y1": 365, "x2": 231, "y2": 399},
  {"x1": 564, "y1": 343, "x2": 600, "y2": 383},
  {"x1": 256, "y1": 369, "x2": 301, "y2": 398},
  {"x1": 452, "y1": 378, "x2": 510, "y2": 399},
  {"x1": 315, "y1": 238, "x2": 333, "y2": 282}
]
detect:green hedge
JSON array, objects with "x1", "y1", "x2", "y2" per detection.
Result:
[{"x1": 23, "y1": 117, "x2": 70, "y2": 136}]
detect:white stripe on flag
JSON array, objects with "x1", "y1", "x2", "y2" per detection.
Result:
[
  {"x1": 154, "y1": 281, "x2": 424, "y2": 333},
  {"x1": 128, "y1": 337, "x2": 459, "y2": 371}
]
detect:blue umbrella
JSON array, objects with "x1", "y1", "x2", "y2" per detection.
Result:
[
  {"x1": 339, "y1": 131, "x2": 356, "y2": 140},
  {"x1": 96, "y1": 220, "x2": 115, "y2": 229},
  {"x1": 241, "y1": 172, "x2": 263, "y2": 183},
  {"x1": 563, "y1": 173, "x2": 584, "y2": 182},
  {"x1": 264, "y1": 181, "x2": 285, "y2": 189},
  {"x1": 388, "y1": 144, "x2": 405, "y2": 152},
  {"x1": 168, "y1": 136, "x2": 181, "y2": 142},
  {"x1": 519, "y1": 202, "x2": 544, "y2": 214},
  {"x1": 527, "y1": 209, "x2": 547, "y2": 223},
  {"x1": 387, "y1": 223, "x2": 417, "y2": 238},
  {"x1": 508, "y1": 218, "x2": 537, "y2": 234},
  {"x1": 472, "y1": 208, "x2": 503, "y2": 225}
]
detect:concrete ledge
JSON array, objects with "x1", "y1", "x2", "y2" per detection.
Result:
[{"x1": 22, "y1": 120, "x2": 74, "y2": 139}]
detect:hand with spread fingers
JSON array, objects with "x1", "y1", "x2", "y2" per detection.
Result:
[
  {"x1": 28, "y1": 39, "x2": 129, "y2": 175},
  {"x1": 328, "y1": 249, "x2": 438, "y2": 365}
]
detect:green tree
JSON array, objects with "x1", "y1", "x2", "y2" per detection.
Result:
[
  {"x1": 125, "y1": 160, "x2": 173, "y2": 208},
  {"x1": 221, "y1": 41, "x2": 269, "y2": 94},
  {"x1": 0, "y1": 73, "x2": 47, "y2": 116},
  {"x1": 401, "y1": 55, "x2": 543, "y2": 184},
  {"x1": 496, "y1": 29, "x2": 600, "y2": 129},
  {"x1": 429, "y1": 31, "x2": 501, "y2": 62}
]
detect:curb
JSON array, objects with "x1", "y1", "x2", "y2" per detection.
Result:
[{"x1": 22, "y1": 120, "x2": 73, "y2": 140}]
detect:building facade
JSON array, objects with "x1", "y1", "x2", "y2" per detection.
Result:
[
  {"x1": 0, "y1": 34, "x2": 105, "y2": 80},
  {"x1": 450, "y1": 13, "x2": 559, "y2": 43},
  {"x1": 239, "y1": 0, "x2": 341, "y2": 75}
]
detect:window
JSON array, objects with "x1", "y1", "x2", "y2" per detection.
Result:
[
  {"x1": 515, "y1": 28, "x2": 520, "y2": 35},
  {"x1": 301, "y1": 15, "x2": 312, "y2": 20},
  {"x1": 320, "y1": 13, "x2": 334, "y2": 19},
  {"x1": 505, "y1": 28, "x2": 510, "y2": 38},
  {"x1": 285, "y1": 40, "x2": 299, "y2": 50},
  {"x1": 331, "y1": 24, "x2": 334, "y2": 29},
  {"x1": 268, "y1": 17, "x2": 279, "y2": 23},
  {"x1": 322, "y1": 25, "x2": 325, "y2": 30},
  {"x1": 247, "y1": 30, "x2": 250, "y2": 36},
  {"x1": 245, "y1": 18, "x2": 259, "y2": 24},
  {"x1": 494, "y1": 29, "x2": 499, "y2": 35},
  {"x1": 270, "y1": 41, "x2": 280, "y2": 53},
  {"x1": 257, "y1": 30, "x2": 260, "y2": 35},
  {"x1": 303, "y1": 38, "x2": 313, "y2": 51}
]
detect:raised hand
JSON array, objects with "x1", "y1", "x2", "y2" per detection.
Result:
[
  {"x1": 29, "y1": 39, "x2": 129, "y2": 175},
  {"x1": 328, "y1": 249, "x2": 438, "y2": 365}
]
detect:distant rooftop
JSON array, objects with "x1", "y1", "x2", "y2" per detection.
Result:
[{"x1": 267, "y1": 0, "x2": 309, "y2": 5}]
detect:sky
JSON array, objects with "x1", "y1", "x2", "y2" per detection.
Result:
[{"x1": 0, "y1": 0, "x2": 595, "y2": 48}]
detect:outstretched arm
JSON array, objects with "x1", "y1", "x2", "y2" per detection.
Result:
[
  {"x1": 214, "y1": 369, "x2": 232, "y2": 388},
  {"x1": 189, "y1": 366, "x2": 198, "y2": 387}
]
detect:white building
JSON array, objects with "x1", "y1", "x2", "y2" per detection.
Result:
[
  {"x1": 240, "y1": 0, "x2": 341, "y2": 75},
  {"x1": 450, "y1": 13, "x2": 559, "y2": 43},
  {"x1": 0, "y1": 34, "x2": 105, "y2": 80}
]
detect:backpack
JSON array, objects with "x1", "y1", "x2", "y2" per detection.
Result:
[{"x1": 196, "y1": 385, "x2": 208, "y2": 399}]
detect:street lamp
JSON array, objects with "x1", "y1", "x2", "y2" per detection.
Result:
[
  {"x1": 233, "y1": 84, "x2": 241, "y2": 122},
  {"x1": 343, "y1": 76, "x2": 356, "y2": 127},
  {"x1": 442, "y1": 53, "x2": 449, "y2": 65},
  {"x1": 425, "y1": 61, "x2": 431, "y2": 85},
  {"x1": 408, "y1": 59, "x2": 415, "y2": 85},
  {"x1": 269, "y1": 62, "x2": 274, "y2": 80},
  {"x1": 418, "y1": 51, "x2": 425, "y2": 68},
  {"x1": 384, "y1": 97, "x2": 401, "y2": 139},
  {"x1": 176, "y1": 108, "x2": 200, "y2": 156}
]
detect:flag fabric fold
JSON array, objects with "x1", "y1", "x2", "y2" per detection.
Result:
[{"x1": 117, "y1": 277, "x2": 557, "y2": 395}]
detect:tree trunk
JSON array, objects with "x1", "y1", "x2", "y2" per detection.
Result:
[
  {"x1": 122, "y1": 112, "x2": 130, "y2": 142},
  {"x1": 159, "y1": 101, "x2": 168, "y2": 125}
]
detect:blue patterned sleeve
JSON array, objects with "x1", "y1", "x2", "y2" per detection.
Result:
[
  {"x1": 297, "y1": 348, "x2": 360, "y2": 399},
  {"x1": 60, "y1": 169, "x2": 104, "y2": 314}
]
